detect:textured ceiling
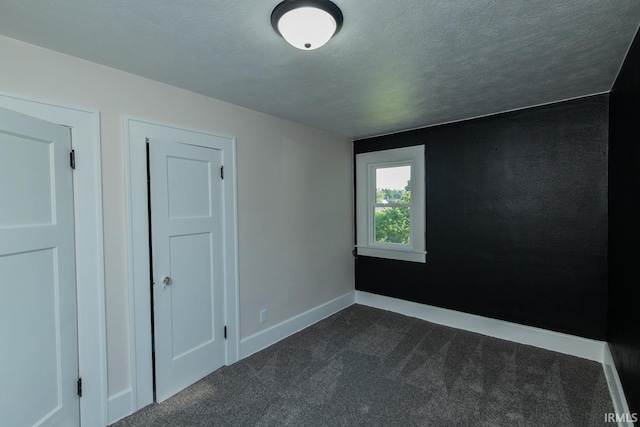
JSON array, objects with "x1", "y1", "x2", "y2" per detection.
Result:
[{"x1": 0, "y1": 0, "x2": 638, "y2": 139}]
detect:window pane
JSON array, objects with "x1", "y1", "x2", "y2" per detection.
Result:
[
  {"x1": 374, "y1": 206, "x2": 410, "y2": 244},
  {"x1": 376, "y1": 165, "x2": 411, "y2": 204}
]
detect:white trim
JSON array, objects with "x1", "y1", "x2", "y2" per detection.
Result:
[
  {"x1": 356, "y1": 246, "x2": 426, "y2": 263},
  {"x1": 124, "y1": 117, "x2": 240, "y2": 413},
  {"x1": 0, "y1": 92, "x2": 107, "y2": 427},
  {"x1": 355, "y1": 145, "x2": 426, "y2": 263},
  {"x1": 603, "y1": 344, "x2": 637, "y2": 427},
  {"x1": 240, "y1": 292, "x2": 355, "y2": 359},
  {"x1": 355, "y1": 291, "x2": 606, "y2": 362},
  {"x1": 107, "y1": 389, "x2": 133, "y2": 425}
]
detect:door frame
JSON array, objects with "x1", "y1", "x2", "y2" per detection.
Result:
[
  {"x1": 124, "y1": 117, "x2": 240, "y2": 411},
  {"x1": 0, "y1": 92, "x2": 108, "y2": 426}
]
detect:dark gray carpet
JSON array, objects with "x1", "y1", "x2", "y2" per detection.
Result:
[{"x1": 112, "y1": 304, "x2": 613, "y2": 426}]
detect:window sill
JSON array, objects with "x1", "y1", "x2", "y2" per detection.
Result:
[{"x1": 356, "y1": 246, "x2": 426, "y2": 263}]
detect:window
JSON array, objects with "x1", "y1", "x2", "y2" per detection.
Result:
[{"x1": 356, "y1": 145, "x2": 426, "y2": 262}]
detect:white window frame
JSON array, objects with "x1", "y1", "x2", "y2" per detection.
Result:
[{"x1": 356, "y1": 145, "x2": 426, "y2": 263}]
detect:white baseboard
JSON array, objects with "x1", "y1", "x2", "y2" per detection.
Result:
[
  {"x1": 603, "y1": 344, "x2": 636, "y2": 427},
  {"x1": 107, "y1": 388, "x2": 134, "y2": 425},
  {"x1": 240, "y1": 291, "x2": 355, "y2": 359},
  {"x1": 355, "y1": 291, "x2": 606, "y2": 362}
]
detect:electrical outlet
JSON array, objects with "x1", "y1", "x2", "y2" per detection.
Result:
[{"x1": 259, "y1": 309, "x2": 267, "y2": 323}]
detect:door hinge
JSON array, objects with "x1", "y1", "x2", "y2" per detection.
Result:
[
  {"x1": 77, "y1": 378, "x2": 82, "y2": 397},
  {"x1": 70, "y1": 150, "x2": 76, "y2": 169},
  {"x1": 224, "y1": 325, "x2": 227, "y2": 339},
  {"x1": 220, "y1": 165, "x2": 224, "y2": 179}
]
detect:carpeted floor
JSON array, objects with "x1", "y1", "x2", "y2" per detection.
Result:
[{"x1": 112, "y1": 304, "x2": 613, "y2": 426}]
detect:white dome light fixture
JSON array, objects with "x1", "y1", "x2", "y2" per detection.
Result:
[{"x1": 271, "y1": 0, "x2": 343, "y2": 51}]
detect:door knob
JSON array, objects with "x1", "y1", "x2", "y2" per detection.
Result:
[{"x1": 161, "y1": 276, "x2": 172, "y2": 290}]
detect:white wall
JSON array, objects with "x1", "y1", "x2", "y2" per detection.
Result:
[{"x1": 0, "y1": 35, "x2": 354, "y2": 398}]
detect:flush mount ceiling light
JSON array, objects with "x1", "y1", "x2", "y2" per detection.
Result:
[{"x1": 271, "y1": 0, "x2": 343, "y2": 50}]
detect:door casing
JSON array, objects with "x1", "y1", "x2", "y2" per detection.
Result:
[
  {"x1": 124, "y1": 117, "x2": 240, "y2": 412},
  {"x1": 0, "y1": 92, "x2": 107, "y2": 427}
]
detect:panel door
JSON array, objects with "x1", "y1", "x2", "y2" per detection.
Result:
[
  {"x1": 149, "y1": 138, "x2": 225, "y2": 402},
  {"x1": 0, "y1": 107, "x2": 79, "y2": 426}
]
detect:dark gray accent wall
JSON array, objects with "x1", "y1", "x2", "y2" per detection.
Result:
[
  {"x1": 354, "y1": 95, "x2": 609, "y2": 340},
  {"x1": 609, "y1": 27, "x2": 640, "y2": 417}
]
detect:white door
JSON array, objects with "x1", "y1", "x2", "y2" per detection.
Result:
[
  {"x1": 149, "y1": 138, "x2": 226, "y2": 402},
  {"x1": 0, "y1": 107, "x2": 79, "y2": 426}
]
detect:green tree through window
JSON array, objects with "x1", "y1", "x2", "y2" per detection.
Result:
[{"x1": 374, "y1": 181, "x2": 411, "y2": 244}]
